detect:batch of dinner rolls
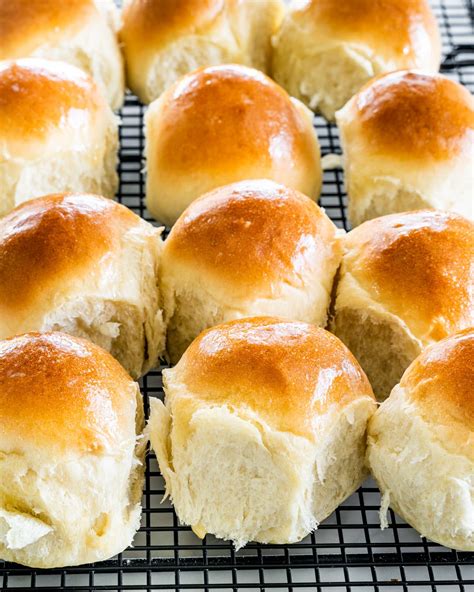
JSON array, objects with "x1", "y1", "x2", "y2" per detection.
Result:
[{"x1": 0, "y1": 0, "x2": 472, "y2": 570}]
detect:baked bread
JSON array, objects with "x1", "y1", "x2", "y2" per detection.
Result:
[
  {"x1": 161, "y1": 180, "x2": 342, "y2": 363},
  {"x1": 149, "y1": 317, "x2": 376, "y2": 548},
  {"x1": 272, "y1": 0, "x2": 441, "y2": 121},
  {"x1": 0, "y1": 0, "x2": 124, "y2": 109},
  {"x1": 336, "y1": 71, "x2": 474, "y2": 225},
  {"x1": 145, "y1": 64, "x2": 321, "y2": 226},
  {"x1": 120, "y1": 0, "x2": 284, "y2": 104},
  {"x1": 0, "y1": 331, "x2": 145, "y2": 568},
  {"x1": 0, "y1": 59, "x2": 119, "y2": 217},
  {"x1": 367, "y1": 328, "x2": 474, "y2": 551},
  {"x1": 330, "y1": 210, "x2": 474, "y2": 401},
  {"x1": 0, "y1": 193, "x2": 165, "y2": 378}
]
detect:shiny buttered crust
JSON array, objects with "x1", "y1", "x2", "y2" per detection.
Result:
[
  {"x1": 161, "y1": 180, "x2": 342, "y2": 361},
  {"x1": 145, "y1": 64, "x2": 321, "y2": 226},
  {"x1": 0, "y1": 59, "x2": 119, "y2": 216},
  {"x1": 336, "y1": 72, "x2": 474, "y2": 223},
  {"x1": 339, "y1": 210, "x2": 474, "y2": 344},
  {"x1": 367, "y1": 329, "x2": 474, "y2": 550},
  {"x1": 0, "y1": 332, "x2": 145, "y2": 567},
  {"x1": 149, "y1": 318, "x2": 376, "y2": 547},
  {"x1": 120, "y1": 0, "x2": 284, "y2": 103},
  {"x1": 272, "y1": 0, "x2": 440, "y2": 119},
  {"x1": 330, "y1": 209, "x2": 474, "y2": 400},
  {"x1": 338, "y1": 71, "x2": 474, "y2": 163},
  {"x1": 0, "y1": 193, "x2": 166, "y2": 377},
  {"x1": 0, "y1": 0, "x2": 124, "y2": 108},
  {"x1": 0, "y1": 59, "x2": 107, "y2": 159}
]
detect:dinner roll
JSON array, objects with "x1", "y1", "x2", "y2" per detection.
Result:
[
  {"x1": 0, "y1": 0, "x2": 124, "y2": 109},
  {"x1": 272, "y1": 0, "x2": 441, "y2": 120},
  {"x1": 161, "y1": 180, "x2": 342, "y2": 363},
  {"x1": 367, "y1": 329, "x2": 474, "y2": 551},
  {"x1": 0, "y1": 332, "x2": 145, "y2": 568},
  {"x1": 337, "y1": 71, "x2": 474, "y2": 225},
  {"x1": 149, "y1": 318, "x2": 376, "y2": 548},
  {"x1": 0, "y1": 59, "x2": 119, "y2": 217},
  {"x1": 120, "y1": 0, "x2": 284, "y2": 104},
  {"x1": 0, "y1": 193, "x2": 165, "y2": 378},
  {"x1": 330, "y1": 210, "x2": 474, "y2": 401},
  {"x1": 145, "y1": 64, "x2": 321, "y2": 226}
]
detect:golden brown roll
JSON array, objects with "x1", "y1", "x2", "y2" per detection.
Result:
[
  {"x1": 273, "y1": 0, "x2": 441, "y2": 120},
  {"x1": 367, "y1": 328, "x2": 474, "y2": 551},
  {"x1": 120, "y1": 0, "x2": 284, "y2": 104},
  {"x1": 337, "y1": 71, "x2": 474, "y2": 225},
  {"x1": 330, "y1": 210, "x2": 474, "y2": 400},
  {"x1": 149, "y1": 317, "x2": 376, "y2": 548},
  {"x1": 145, "y1": 64, "x2": 321, "y2": 225},
  {"x1": 0, "y1": 59, "x2": 119, "y2": 217},
  {"x1": 0, "y1": 332, "x2": 145, "y2": 568},
  {"x1": 160, "y1": 180, "x2": 342, "y2": 362},
  {"x1": 0, "y1": 0, "x2": 124, "y2": 108},
  {"x1": 0, "y1": 193, "x2": 165, "y2": 378}
]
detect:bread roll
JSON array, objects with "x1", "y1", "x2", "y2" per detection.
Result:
[
  {"x1": 330, "y1": 210, "x2": 474, "y2": 401},
  {"x1": 0, "y1": 193, "x2": 165, "y2": 378},
  {"x1": 0, "y1": 0, "x2": 124, "y2": 109},
  {"x1": 0, "y1": 332, "x2": 145, "y2": 568},
  {"x1": 161, "y1": 180, "x2": 342, "y2": 363},
  {"x1": 120, "y1": 0, "x2": 284, "y2": 104},
  {"x1": 336, "y1": 71, "x2": 474, "y2": 225},
  {"x1": 272, "y1": 0, "x2": 441, "y2": 121},
  {"x1": 149, "y1": 317, "x2": 376, "y2": 548},
  {"x1": 367, "y1": 328, "x2": 474, "y2": 551},
  {"x1": 145, "y1": 64, "x2": 321, "y2": 226},
  {"x1": 0, "y1": 59, "x2": 119, "y2": 217}
]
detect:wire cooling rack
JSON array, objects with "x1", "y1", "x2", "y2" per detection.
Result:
[{"x1": 1, "y1": 1, "x2": 474, "y2": 591}]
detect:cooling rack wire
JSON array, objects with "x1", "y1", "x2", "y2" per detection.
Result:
[{"x1": 1, "y1": 1, "x2": 473, "y2": 590}]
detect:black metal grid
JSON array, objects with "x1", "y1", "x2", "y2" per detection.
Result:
[{"x1": 1, "y1": 1, "x2": 473, "y2": 590}]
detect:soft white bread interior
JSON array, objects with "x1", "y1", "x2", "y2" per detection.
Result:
[
  {"x1": 148, "y1": 317, "x2": 376, "y2": 548},
  {"x1": 0, "y1": 193, "x2": 165, "y2": 378},
  {"x1": 330, "y1": 210, "x2": 474, "y2": 401},
  {"x1": 0, "y1": 0, "x2": 124, "y2": 109},
  {"x1": 145, "y1": 64, "x2": 321, "y2": 226},
  {"x1": 367, "y1": 328, "x2": 474, "y2": 551},
  {"x1": 0, "y1": 59, "x2": 119, "y2": 218},
  {"x1": 160, "y1": 180, "x2": 343, "y2": 363},
  {"x1": 120, "y1": 0, "x2": 284, "y2": 104},
  {"x1": 0, "y1": 332, "x2": 145, "y2": 568},
  {"x1": 272, "y1": 0, "x2": 441, "y2": 120},
  {"x1": 336, "y1": 71, "x2": 474, "y2": 225}
]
